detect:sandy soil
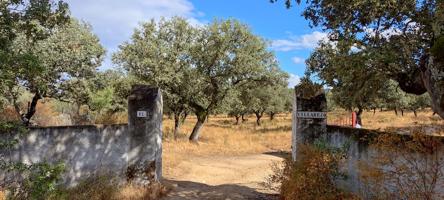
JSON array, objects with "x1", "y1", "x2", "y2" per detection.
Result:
[{"x1": 161, "y1": 154, "x2": 284, "y2": 200}]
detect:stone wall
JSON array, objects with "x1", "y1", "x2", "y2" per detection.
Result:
[
  {"x1": 324, "y1": 125, "x2": 444, "y2": 198},
  {"x1": 292, "y1": 86, "x2": 444, "y2": 198},
  {"x1": 1, "y1": 125, "x2": 129, "y2": 186},
  {"x1": 0, "y1": 85, "x2": 163, "y2": 187}
]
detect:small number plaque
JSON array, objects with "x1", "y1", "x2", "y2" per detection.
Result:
[{"x1": 137, "y1": 111, "x2": 147, "y2": 118}]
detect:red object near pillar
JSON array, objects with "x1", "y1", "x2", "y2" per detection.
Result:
[{"x1": 352, "y1": 112, "x2": 357, "y2": 128}]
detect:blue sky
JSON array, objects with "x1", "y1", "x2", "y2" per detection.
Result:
[{"x1": 65, "y1": 0, "x2": 327, "y2": 87}]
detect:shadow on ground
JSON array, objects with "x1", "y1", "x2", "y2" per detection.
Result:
[
  {"x1": 161, "y1": 179, "x2": 278, "y2": 200},
  {"x1": 263, "y1": 151, "x2": 291, "y2": 159}
]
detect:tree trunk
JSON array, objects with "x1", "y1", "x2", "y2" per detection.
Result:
[
  {"x1": 241, "y1": 114, "x2": 246, "y2": 122},
  {"x1": 270, "y1": 112, "x2": 275, "y2": 121},
  {"x1": 356, "y1": 107, "x2": 363, "y2": 126},
  {"x1": 23, "y1": 92, "x2": 42, "y2": 126},
  {"x1": 413, "y1": 110, "x2": 418, "y2": 117},
  {"x1": 401, "y1": 109, "x2": 404, "y2": 116},
  {"x1": 235, "y1": 115, "x2": 240, "y2": 125},
  {"x1": 189, "y1": 112, "x2": 207, "y2": 142},
  {"x1": 373, "y1": 108, "x2": 376, "y2": 115},
  {"x1": 173, "y1": 113, "x2": 181, "y2": 140},
  {"x1": 424, "y1": 1, "x2": 444, "y2": 119},
  {"x1": 181, "y1": 111, "x2": 188, "y2": 124},
  {"x1": 396, "y1": 2, "x2": 444, "y2": 119},
  {"x1": 394, "y1": 108, "x2": 398, "y2": 116},
  {"x1": 255, "y1": 111, "x2": 263, "y2": 126},
  {"x1": 380, "y1": 107, "x2": 383, "y2": 112}
]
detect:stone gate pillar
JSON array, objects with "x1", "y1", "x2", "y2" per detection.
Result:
[
  {"x1": 127, "y1": 85, "x2": 162, "y2": 185},
  {"x1": 291, "y1": 85, "x2": 327, "y2": 161}
]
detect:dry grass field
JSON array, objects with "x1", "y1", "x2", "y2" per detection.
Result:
[
  {"x1": 162, "y1": 114, "x2": 292, "y2": 177},
  {"x1": 328, "y1": 109, "x2": 444, "y2": 135}
]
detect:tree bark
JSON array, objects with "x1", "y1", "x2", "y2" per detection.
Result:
[
  {"x1": 394, "y1": 108, "x2": 398, "y2": 116},
  {"x1": 181, "y1": 111, "x2": 188, "y2": 124},
  {"x1": 235, "y1": 115, "x2": 240, "y2": 125},
  {"x1": 270, "y1": 112, "x2": 275, "y2": 121},
  {"x1": 22, "y1": 92, "x2": 42, "y2": 126},
  {"x1": 423, "y1": 0, "x2": 444, "y2": 119},
  {"x1": 189, "y1": 112, "x2": 207, "y2": 142},
  {"x1": 255, "y1": 111, "x2": 264, "y2": 126},
  {"x1": 241, "y1": 114, "x2": 246, "y2": 122},
  {"x1": 413, "y1": 110, "x2": 418, "y2": 117},
  {"x1": 401, "y1": 109, "x2": 404, "y2": 116},
  {"x1": 356, "y1": 107, "x2": 363, "y2": 126},
  {"x1": 373, "y1": 108, "x2": 376, "y2": 115},
  {"x1": 396, "y1": 2, "x2": 444, "y2": 119},
  {"x1": 173, "y1": 113, "x2": 181, "y2": 140}
]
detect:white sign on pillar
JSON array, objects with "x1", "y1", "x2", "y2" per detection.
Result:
[
  {"x1": 137, "y1": 111, "x2": 147, "y2": 118},
  {"x1": 296, "y1": 111, "x2": 327, "y2": 119}
]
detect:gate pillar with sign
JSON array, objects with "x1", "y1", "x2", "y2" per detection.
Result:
[
  {"x1": 127, "y1": 85, "x2": 163, "y2": 185},
  {"x1": 291, "y1": 84, "x2": 327, "y2": 161}
]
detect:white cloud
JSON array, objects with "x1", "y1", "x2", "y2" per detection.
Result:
[
  {"x1": 288, "y1": 74, "x2": 301, "y2": 88},
  {"x1": 291, "y1": 56, "x2": 304, "y2": 64},
  {"x1": 272, "y1": 31, "x2": 328, "y2": 52},
  {"x1": 65, "y1": 0, "x2": 204, "y2": 69},
  {"x1": 364, "y1": 20, "x2": 419, "y2": 40}
]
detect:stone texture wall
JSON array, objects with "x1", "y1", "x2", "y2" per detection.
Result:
[
  {"x1": 1, "y1": 85, "x2": 163, "y2": 187},
  {"x1": 1, "y1": 125, "x2": 129, "y2": 186},
  {"x1": 321, "y1": 126, "x2": 444, "y2": 198},
  {"x1": 127, "y1": 85, "x2": 163, "y2": 185},
  {"x1": 291, "y1": 86, "x2": 327, "y2": 160},
  {"x1": 292, "y1": 87, "x2": 444, "y2": 198}
]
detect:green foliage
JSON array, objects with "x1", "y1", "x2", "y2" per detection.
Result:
[
  {"x1": 20, "y1": 162, "x2": 66, "y2": 200},
  {"x1": 89, "y1": 87, "x2": 115, "y2": 113},
  {"x1": 115, "y1": 17, "x2": 286, "y2": 140},
  {"x1": 0, "y1": 121, "x2": 28, "y2": 151},
  {"x1": 307, "y1": 42, "x2": 386, "y2": 113},
  {"x1": 0, "y1": 0, "x2": 69, "y2": 123},
  {"x1": 275, "y1": 0, "x2": 444, "y2": 118},
  {"x1": 431, "y1": 35, "x2": 444, "y2": 61},
  {"x1": 0, "y1": 121, "x2": 65, "y2": 200},
  {"x1": 1, "y1": 17, "x2": 105, "y2": 124}
]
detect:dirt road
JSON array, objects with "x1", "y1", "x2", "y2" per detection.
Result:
[{"x1": 161, "y1": 154, "x2": 284, "y2": 200}]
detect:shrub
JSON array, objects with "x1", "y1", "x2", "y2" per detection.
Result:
[
  {"x1": 61, "y1": 175, "x2": 168, "y2": 200},
  {"x1": 266, "y1": 139, "x2": 358, "y2": 200},
  {"x1": 4, "y1": 162, "x2": 65, "y2": 200},
  {"x1": 59, "y1": 175, "x2": 119, "y2": 200},
  {"x1": 1, "y1": 122, "x2": 66, "y2": 200}
]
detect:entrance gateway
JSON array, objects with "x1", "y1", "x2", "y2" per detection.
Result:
[{"x1": 291, "y1": 84, "x2": 327, "y2": 161}]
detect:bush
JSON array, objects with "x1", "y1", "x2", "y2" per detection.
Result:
[
  {"x1": 59, "y1": 175, "x2": 119, "y2": 200},
  {"x1": 4, "y1": 162, "x2": 65, "y2": 200},
  {"x1": 60, "y1": 175, "x2": 168, "y2": 200},
  {"x1": 266, "y1": 140, "x2": 357, "y2": 200},
  {"x1": 1, "y1": 122, "x2": 66, "y2": 200}
]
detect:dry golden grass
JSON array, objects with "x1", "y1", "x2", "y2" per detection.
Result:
[
  {"x1": 0, "y1": 190, "x2": 4, "y2": 200},
  {"x1": 328, "y1": 109, "x2": 443, "y2": 134},
  {"x1": 162, "y1": 114, "x2": 292, "y2": 176}
]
